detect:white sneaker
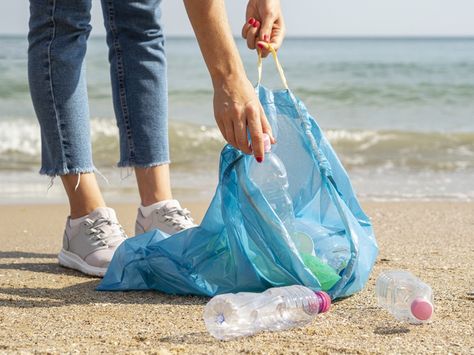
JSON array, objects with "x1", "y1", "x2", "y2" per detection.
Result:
[
  {"x1": 135, "y1": 199, "x2": 196, "y2": 236},
  {"x1": 58, "y1": 207, "x2": 127, "y2": 277}
]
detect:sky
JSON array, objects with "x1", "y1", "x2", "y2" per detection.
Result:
[{"x1": 1, "y1": 0, "x2": 474, "y2": 37}]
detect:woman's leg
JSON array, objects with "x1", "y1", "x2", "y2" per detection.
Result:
[
  {"x1": 135, "y1": 166, "x2": 172, "y2": 206},
  {"x1": 101, "y1": 0, "x2": 195, "y2": 235},
  {"x1": 100, "y1": 0, "x2": 172, "y2": 206},
  {"x1": 61, "y1": 174, "x2": 105, "y2": 218},
  {"x1": 28, "y1": 0, "x2": 106, "y2": 217},
  {"x1": 28, "y1": 0, "x2": 126, "y2": 276}
]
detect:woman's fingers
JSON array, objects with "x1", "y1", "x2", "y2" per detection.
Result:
[
  {"x1": 259, "y1": 15, "x2": 275, "y2": 44},
  {"x1": 257, "y1": 37, "x2": 270, "y2": 58},
  {"x1": 213, "y1": 77, "x2": 273, "y2": 160},
  {"x1": 269, "y1": 17, "x2": 285, "y2": 51},
  {"x1": 246, "y1": 19, "x2": 260, "y2": 50},
  {"x1": 222, "y1": 115, "x2": 237, "y2": 149},
  {"x1": 241, "y1": 17, "x2": 254, "y2": 39},
  {"x1": 233, "y1": 117, "x2": 251, "y2": 155},
  {"x1": 257, "y1": 20, "x2": 285, "y2": 57},
  {"x1": 243, "y1": 19, "x2": 284, "y2": 57},
  {"x1": 232, "y1": 104, "x2": 274, "y2": 158},
  {"x1": 225, "y1": 125, "x2": 236, "y2": 149},
  {"x1": 246, "y1": 104, "x2": 265, "y2": 161},
  {"x1": 215, "y1": 117, "x2": 226, "y2": 143}
]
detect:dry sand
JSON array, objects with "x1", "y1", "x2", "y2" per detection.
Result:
[{"x1": 0, "y1": 202, "x2": 473, "y2": 354}]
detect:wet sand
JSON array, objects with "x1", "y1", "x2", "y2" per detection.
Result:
[{"x1": 0, "y1": 202, "x2": 473, "y2": 354}]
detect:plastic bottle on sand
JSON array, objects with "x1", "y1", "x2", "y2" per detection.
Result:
[
  {"x1": 204, "y1": 285, "x2": 331, "y2": 340},
  {"x1": 376, "y1": 270, "x2": 434, "y2": 324}
]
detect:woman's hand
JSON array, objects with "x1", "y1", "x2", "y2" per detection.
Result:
[
  {"x1": 213, "y1": 75, "x2": 274, "y2": 161},
  {"x1": 242, "y1": 0, "x2": 285, "y2": 57},
  {"x1": 183, "y1": 0, "x2": 275, "y2": 160}
]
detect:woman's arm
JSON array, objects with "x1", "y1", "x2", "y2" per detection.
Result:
[{"x1": 183, "y1": 0, "x2": 274, "y2": 161}]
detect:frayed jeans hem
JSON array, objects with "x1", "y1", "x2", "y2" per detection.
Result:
[{"x1": 39, "y1": 166, "x2": 97, "y2": 177}]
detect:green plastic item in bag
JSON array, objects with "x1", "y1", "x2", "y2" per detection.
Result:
[{"x1": 301, "y1": 253, "x2": 341, "y2": 291}]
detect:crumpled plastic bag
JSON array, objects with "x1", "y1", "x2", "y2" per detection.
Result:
[{"x1": 97, "y1": 82, "x2": 378, "y2": 300}]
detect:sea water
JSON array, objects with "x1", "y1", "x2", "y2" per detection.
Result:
[{"x1": 1, "y1": 37, "x2": 473, "y2": 203}]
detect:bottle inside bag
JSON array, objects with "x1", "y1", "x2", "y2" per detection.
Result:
[
  {"x1": 293, "y1": 220, "x2": 351, "y2": 274},
  {"x1": 248, "y1": 133, "x2": 315, "y2": 252},
  {"x1": 248, "y1": 134, "x2": 296, "y2": 232},
  {"x1": 247, "y1": 135, "x2": 341, "y2": 291}
]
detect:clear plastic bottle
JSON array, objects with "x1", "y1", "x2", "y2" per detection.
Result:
[
  {"x1": 314, "y1": 233, "x2": 351, "y2": 273},
  {"x1": 294, "y1": 220, "x2": 350, "y2": 271},
  {"x1": 204, "y1": 285, "x2": 331, "y2": 340},
  {"x1": 376, "y1": 270, "x2": 434, "y2": 324},
  {"x1": 248, "y1": 134, "x2": 315, "y2": 255},
  {"x1": 248, "y1": 134, "x2": 295, "y2": 230}
]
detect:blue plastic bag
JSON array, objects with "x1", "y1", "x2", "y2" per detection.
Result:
[{"x1": 98, "y1": 47, "x2": 378, "y2": 299}]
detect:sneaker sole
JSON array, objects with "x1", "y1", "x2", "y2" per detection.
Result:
[{"x1": 58, "y1": 249, "x2": 107, "y2": 277}]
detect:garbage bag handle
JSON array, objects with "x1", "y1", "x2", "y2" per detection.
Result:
[
  {"x1": 257, "y1": 42, "x2": 335, "y2": 180},
  {"x1": 257, "y1": 42, "x2": 289, "y2": 90}
]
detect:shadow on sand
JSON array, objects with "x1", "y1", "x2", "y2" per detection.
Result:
[
  {"x1": 374, "y1": 326, "x2": 410, "y2": 335},
  {"x1": 157, "y1": 332, "x2": 215, "y2": 345},
  {"x1": 0, "y1": 251, "x2": 208, "y2": 309},
  {"x1": 0, "y1": 251, "x2": 57, "y2": 259}
]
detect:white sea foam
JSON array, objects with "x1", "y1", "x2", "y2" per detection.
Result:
[
  {"x1": 0, "y1": 119, "x2": 41, "y2": 156},
  {"x1": 0, "y1": 118, "x2": 473, "y2": 202},
  {"x1": 1, "y1": 119, "x2": 473, "y2": 171}
]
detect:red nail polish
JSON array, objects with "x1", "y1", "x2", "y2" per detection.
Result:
[
  {"x1": 256, "y1": 156, "x2": 263, "y2": 163},
  {"x1": 257, "y1": 43, "x2": 264, "y2": 49},
  {"x1": 248, "y1": 18, "x2": 255, "y2": 25},
  {"x1": 263, "y1": 34, "x2": 269, "y2": 42},
  {"x1": 253, "y1": 21, "x2": 260, "y2": 28}
]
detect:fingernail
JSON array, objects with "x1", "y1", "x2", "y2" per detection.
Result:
[
  {"x1": 248, "y1": 18, "x2": 255, "y2": 25},
  {"x1": 253, "y1": 21, "x2": 260, "y2": 28},
  {"x1": 263, "y1": 34, "x2": 269, "y2": 42},
  {"x1": 257, "y1": 43, "x2": 264, "y2": 49},
  {"x1": 256, "y1": 156, "x2": 263, "y2": 163}
]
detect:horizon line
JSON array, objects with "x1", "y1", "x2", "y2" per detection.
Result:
[{"x1": 1, "y1": 34, "x2": 474, "y2": 40}]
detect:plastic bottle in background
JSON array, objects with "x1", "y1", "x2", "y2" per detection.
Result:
[
  {"x1": 203, "y1": 285, "x2": 331, "y2": 340},
  {"x1": 376, "y1": 270, "x2": 434, "y2": 324}
]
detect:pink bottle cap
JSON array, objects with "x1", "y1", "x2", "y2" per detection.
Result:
[
  {"x1": 314, "y1": 291, "x2": 331, "y2": 313},
  {"x1": 263, "y1": 133, "x2": 271, "y2": 153},
  {"x1": 410, "y1": 297, "x2": 433, "y2": 321}
]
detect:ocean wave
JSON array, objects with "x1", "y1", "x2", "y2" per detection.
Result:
[
  {"x1": 1, "y1": 118, "x2": 473, "y2": 172},
  {"x1": 326, "y1": 129, "x2": 474, "y2": 171},
  {"x1": 0, "y1": 118, "x2": 226, "y2": 170},
  {"x1": 292, "y1": 83, "x2": 474, "y2": 106}
]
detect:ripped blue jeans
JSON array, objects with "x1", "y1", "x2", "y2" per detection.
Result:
[{"x1": 28, "y1": 0, "x2": 169, "y2": 176}]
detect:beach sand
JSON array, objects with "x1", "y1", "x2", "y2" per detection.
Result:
[{"x1": 0, "y1": 201, "x2": 473, "y2": 354}]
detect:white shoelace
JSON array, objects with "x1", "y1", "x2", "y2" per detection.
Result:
[
  {"x1": 86, "y1": 217, "x2": 126, "y2": 245},
  {"x1": 159, "y1": 207, "x2": 195, "y2": 230}
]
